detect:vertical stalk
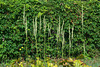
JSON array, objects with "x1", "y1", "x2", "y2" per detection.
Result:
[
  {"x1": 33, "y1": 18, "x2": 34, "y2": 35},
  {"x1": 62, "y1": 30, "x2": 65, "y2": 58},
  {"x1": 56, "y1": 27, "x2": 59, "y2": 58},
  {"x1": 23, "y1": 4, "x2": 25, "y2": 24},
  {"x1": 25, "y1": 17, "x2": 28, "y2": 57},
  {"x1": 72, "y1": 25, "x2": 74, "y2": 40},
  {"x1": 48, "y1": 23, "x2": 50, "y2": 45},
  {"x1": 82, "y1": 4, "x2": 83, "y2": 34},
  {"x1": 72, "y1": 24, "x2": 74, "y2": 56},
  {"x1": 69, "y1": 24, "x2": 71, "y2": 57},
  {"x1": 43, "y1": 16, "x2": 46, "y2": 61},
  {"x1": 23, "y1": 4, "x2": 27, "y2": 55},
  {"x1": 48, "y1": 23, "x2": 51, "y2": 45},
  {"x1": 58, "y1": 16, "x2": 61, "y2": 58},
  {"x1": 39, "y1": 15, "x2": 41, "y2": 58},
  {"x1": 83, "y1": 40, "x2": 85, "y2": 57},
  {"x1": 82, "y1": 4, "x2": 85, "y2": 58},
  {"x1": 40, "y1": 16, "x2": 41, "y2": 31},
  {"x1": 35, "y1": 17, "x2": 38, "y2": 57},
  {"x1": 61, "y1": 20, "x2": 64, "y2": 58},
  {"x1": 25, "y1": 17, "x2": 27, "y2": 40},
  {"x1": 59, "y1": 16, "x2": 60, "y2": 36},
  {"x1": 33, "y1": 17, "x2": 38, "y2": 57},
  {"x1": 62, "y1": 31, "x2": 65, "y2": 59},
  {"x1": 62, "y1": 20, "x2": 64, "y2": 31}
]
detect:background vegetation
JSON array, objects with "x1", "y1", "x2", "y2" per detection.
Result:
[{"x1": 0, "y1": 0, "x2": 100, "y2": 64}]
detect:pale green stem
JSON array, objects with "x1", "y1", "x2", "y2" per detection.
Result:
[
  {"x1": 62, "y1": 30, "x2": 65, "y2": 58},
  {"x1": 84, "y1": 41, "x2": 85, "y2": 57},
  {"x1": 57, "y1": 16, "x2": 61, "y2": 58},
  {"x1": 48, "y1": 24, "x2": 50, "y2": 48},
  {"x1": 62, "y1": 20, "x2": 64, "y2": 31},
  {"x1": 35, "y1": 17, "x2": 38, "y2": 57},
  {"x1": 39, "y1": 16, "x2": 41, "y2": 58},
  {"x1": 61, "y1": 20, "x2": 64, "y2": 58},
  {"x1": 43, "y1": 16, "x2": 46, "y2": 60},
  {"x1": 33, "y1": 18, "x2": 34, "y2": 35},
  {"x1": 59, "y1": 16, "x2": 60, "y2": 36},
  {"x1": 82, "y1": 4, "x2": 83, "y2": 34},
  {"x1": 72, "y1": 24, "x2": 74, "y2": 56},
  {"x1": 25, "y1": 17, "x2": 28, "y2": 57},
  {"x1": 82, "y1": 4, "x2": 85, "y2": 58},
  {"x1": 40, "y1": 15, "x2": 41, "y2": 30},
  {"x1": 23, "y1": 4, "x2": 25, "y2": 24},
  {"x1": 69, "y1": 24, "x2": 71, "y2": 57}
]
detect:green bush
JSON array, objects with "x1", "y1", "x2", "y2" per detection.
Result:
[{"x1": 0, "y1": 0, "x2": 100, "y2": 62}]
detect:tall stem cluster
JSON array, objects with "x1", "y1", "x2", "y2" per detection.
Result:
[
  {"x1": 69, "y1": 22, "x2": 74, "y2": 57},
  {"x1": 56, "y1": 16, "x2": 61, "y2": 58}
]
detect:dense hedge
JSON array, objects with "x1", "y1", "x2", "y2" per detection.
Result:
[{"x1": 0, "y1": 0, "x2": 100, "y2": 62}]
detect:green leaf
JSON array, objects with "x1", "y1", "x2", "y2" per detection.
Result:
[{"x1": 37, "y1": 12, "x2": 43, "y2": 18}]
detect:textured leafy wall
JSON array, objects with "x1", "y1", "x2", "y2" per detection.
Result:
[{"x1": 0, "y1": 0, "x2": 100, "y2": 61}]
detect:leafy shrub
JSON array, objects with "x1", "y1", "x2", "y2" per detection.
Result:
[
  {"x1": 59, "y1": 58, "x2": 92, "y2": 67},
  {"x1": 5, "y1": 57, "x2": 58, "y2": 67},
  {"x1": 0, "y1": 0, "x2": 100, "y2": 61},
  {"x1": 5, "y1": 57, "x2": 92, "y2": 67}
]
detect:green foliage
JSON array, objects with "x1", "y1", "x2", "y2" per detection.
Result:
[
  {"x1": 5, "y1": 57, "x2": 58, "y2": 67},
  {"x1": 1, "y1": 57, "x2": 92, "y2": 67},
  {"x1": 59, "y1": 58, "x2": 92, "y2": 67},
  {"x1": 0, "y1": 0, "x2": 100, "y2": 62}
]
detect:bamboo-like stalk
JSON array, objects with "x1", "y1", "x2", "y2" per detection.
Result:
[
  {"x1": 35, "y1": 17, "x2": 38, "y2": 57},
  {"x1": 47, "y1": 23, "x2": 50, "y2": 58},
  {"x1": 57, "y1": 27, "x2": 59, "y2": 43},
  {"x1": 25, "y1": 17, "x2": 28, "y2": 57},
  {"x1": 40, "y1": 16, "x2": 41, "y2": 31},
  {"x1": 62, "y1": 31, "x2": 65, "y2": 58},
  {"x1": 39, "y1": 15, "x2": 41, "y2": 58},
  {"x1": 62, "y1": 20, "x2": 64, "y2": 31},
  {"x1": 25, "y1": 17, "x2": 28, "y2": 67},
  {"x1": 61, "y1": 20, "x2": 65, "y2": 58},
  {"x1": 35, "y1": 17, "x2": 37, "y2": 39},
  {"x1": 48, "y1": 23, "x2": 50, "y2": 36},
  {"x1": 83, "y1": 40, "x2": 85, "y2": 57},
  {"x1": 23, "y1": 4, "x2": 25, "y2": 24},
  {"x1": 69, "y1": 24, "x2": 71, "y2": 57},
  {"x1": 43, "y1": 16, "x2": 46, "y2": 60},
  {"x1": 33, "y1": 17, "x2": 38, "y2": 57},
  {"x1": 56, "y1": 26, "x2": 59, "y2": 58},
  {"x1": 72, "y1": 25, "x2": 74, "y2": 40},
  {"x1": 56, "y1": 16, "x2": 61, "y2": 44},
  {"x1": 25, "y1": 17, "x2": 27, "y2": 42},
  {"x1": 57, "y1": 16, "x2": 61, "y2": 58},
  {"x1": 48, "y1": 23, "x2": 50, "y2": 46},
  {"x1": 82, "y1": 4, "x2": 85, "y2": 58},
  {"x1": 48, "y1": 24, "x2": 51, "y2": 39},
  {"x1": 33, "y1": 18, "x2": 34, "y2": 35},
  {"x1": 59, "y1": 16, "x2": 60, "y2": 36},
  {"x1": 23, "y1": 5, "x2": 28, "y2": 66},
  {"x1": 72, "y1": 24, "x2": 74, "y2": 56},
  {"x1": 82, "y1": 4, "x2": 83, "y2": 34}
]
